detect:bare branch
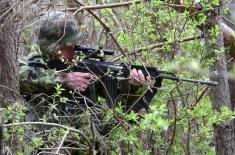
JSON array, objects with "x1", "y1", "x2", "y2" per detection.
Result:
[
  {"x1": 113, "y1": 34, "x2": 203, "y2": 61},
  {"x1": 67, "y1": 1, "x2": 195, "y2": 11},
  {"x1": 56, "y1": 129, "x2": 70, "y2": 154},
  {"x1": 3, "y1": 122, "x2": 91, "y2": 146},
  {"x1": 73, "y1": 0, "x2": 128, "y2": 57}
]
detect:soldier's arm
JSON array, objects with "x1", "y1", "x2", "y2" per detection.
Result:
[{"x1": 19, "y1": 61, "x2": 61, "y2": 96}]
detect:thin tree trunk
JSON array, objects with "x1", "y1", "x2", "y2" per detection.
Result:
[
  {"x1": 0, "y1": 6, "x2": 20, "y2": 108},
  {"x1": 204, "y1": 3, "x2": 235, "y2": 155},
  {"x1": 0, "y1": 1, "x2": 22, "y2": 154}
]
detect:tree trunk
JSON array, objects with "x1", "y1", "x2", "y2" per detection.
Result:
[
  {"x1": 204, "y1": 3, "x2": 235, "y2": 155},
  {"x1": 228, "y1": 76, "x2": 235, "y2": 110},
  {"x1": 0, "y1": 4, "x2": 20, "y2": 108},
  {"x1": 0, "y1": 1, "x2": 22, "y2": 154},
  {"x1": 0, "y1": 23, "x2": 20, "y2": 107}
]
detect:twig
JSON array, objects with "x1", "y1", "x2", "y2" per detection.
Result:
[
  {"x1": 39, "y1": 146, "x2": 87, "y2": 151},
  {"x1": 37, "y1": 152, "x2": 65, "y2": 155},
  {"x1": 134, "y1": 34, "x2": 203, "y2": 53},
  {"x1": 73, "y1": 0, "x2": 144, "y2": 11},
  {"x1": 112, "y1": 34, "x2": 203, "y2": 61},
  {"x1": 176, "y1": 84, "x2": 186, "y2": 107},
  {"x1": 56, "y1": 129, "x2": 70, "y2": 154},
  {"x1": 166, "y1": 84, "x2": 180, "y2": 154},
  {"x1": 101, "y1": 86, "x2": 150, "y2": 138},
  {"x1": 0, "y1": 1, "x2": 20, "y2": 22},
  {"x1": 186, "y1": 120, "x2": 191, "y2": 155},
  {"x1": 3, "y1": 122, "x2": 91, "y2": 146},
  {"x1": 109, "y1": 10, "x2": 123, "y2": 31},
  {"x1": 26, "y1": 0, "x2": 40, "y2": 5},
  {"x1": 73, "y1": 0, "x2": 128, "y2": 57},
  {"x1": 0, "y1": 84, "x2": 24, "y2": 100},
  {"x1": 68, "y1": 1, "x2": 195, "y2": 11},
  {"x1": 190, "y1": 86, "x2": 208, "y2": 110},
  {"x1": 177, "y1": 1, "x2": 196, "y2": 40}
]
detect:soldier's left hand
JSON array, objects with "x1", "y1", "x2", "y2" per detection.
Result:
[{"x1": 129, "y1": 68, "x2": 152, "y2": 86}]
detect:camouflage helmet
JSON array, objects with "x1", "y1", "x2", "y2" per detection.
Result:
[{"x1": 35, "y1": 11, "x2": 83, "y2": 55}]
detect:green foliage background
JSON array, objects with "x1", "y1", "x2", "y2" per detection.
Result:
[{"x1": 3, "y1": 0, "x2": 235, "y2": 154}]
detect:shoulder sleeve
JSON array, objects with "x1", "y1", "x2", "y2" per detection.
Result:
[{"x1": 19, "y1": 57, "x2": 61, "y2": 95}]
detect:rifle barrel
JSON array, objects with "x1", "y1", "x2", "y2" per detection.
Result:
[{"x1": 159, "y1": 75, "x2": 218, "y2": 86}]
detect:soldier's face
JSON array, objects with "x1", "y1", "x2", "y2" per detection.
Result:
[{"x1": 59, "y1": 46, "x2": 76, "y2": 61}]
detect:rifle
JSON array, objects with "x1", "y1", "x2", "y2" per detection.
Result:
[
  {"x1": 28, "y1": 45, "x2": 217, "y2": 111},
  {"x1": 74, "y1": 46, "x2": 217, "y2": 84}
]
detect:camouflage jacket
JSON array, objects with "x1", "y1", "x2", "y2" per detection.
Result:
[{"x1": 19, "y1": 53, "x2": 61, "y2": 96}]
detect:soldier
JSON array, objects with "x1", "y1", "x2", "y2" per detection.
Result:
[
  {"x1": 19, "y1": 11, "x2": 150, "y2": 154},
  {"x1": 20, "y1": 11, "x2": 148, "y2": 99}
]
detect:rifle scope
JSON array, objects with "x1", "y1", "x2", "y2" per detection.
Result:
[{"x1": 74, "y1": 45, "x2": 114, "y2": 56}]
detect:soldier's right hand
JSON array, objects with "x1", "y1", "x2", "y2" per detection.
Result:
[{"x1": 60, "y1": 72, "x2": 94, "y2": 92}]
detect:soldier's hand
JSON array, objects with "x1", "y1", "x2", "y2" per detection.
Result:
[
  {"x1": 129, "y1": 68, "x2": 152, "y2": 86},
  {"x1": 61, "y1": 72, "x2": 94, "y2": 92}
]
